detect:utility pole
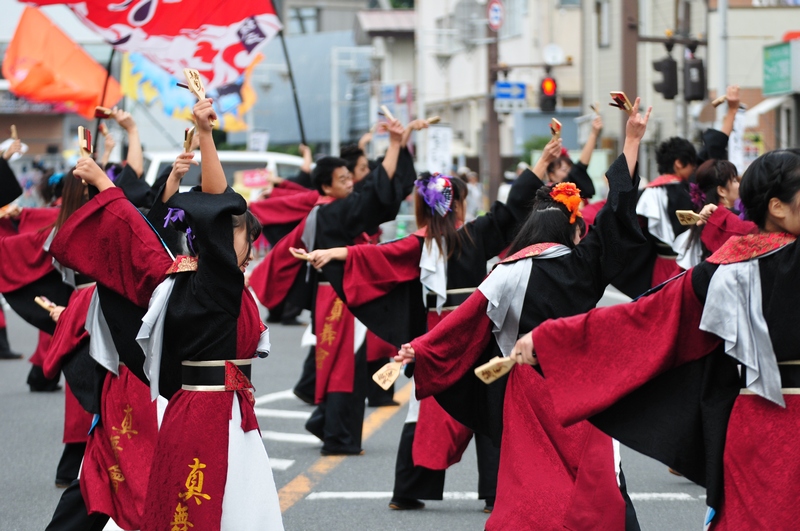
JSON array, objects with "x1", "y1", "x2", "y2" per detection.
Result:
[
  {"x1": 485, "y1": 25, "x2": 501, "y2": 203},
  {"x1": 676, "y1": 0, "x2": 691, "y2": 138},
  {"x1": 716, "y1": 0, "x2": 729, "y2": 125},
  {"x1": 621, "y1": 0, "x2": 639, "y2": 147}
]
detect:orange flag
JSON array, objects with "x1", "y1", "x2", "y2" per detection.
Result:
[{"x1": 2, "y1": 7, "x2": 121, "y2": 119}]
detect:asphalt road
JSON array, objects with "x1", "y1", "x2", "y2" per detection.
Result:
[{"x1": 0, "y1": 288, "x2": 708, "y2": 531}]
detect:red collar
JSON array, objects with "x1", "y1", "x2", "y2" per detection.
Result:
[
  {"x1": 645, "y1": 174, "x2": 683, "y2": 188},
  {"x1": 707, "y1": 233, "x2": 796, "y2": 264},
  {"x1": 165, "y1": 255, "x2": 198, "y2": 274},
  {"x1": 315, "y1": 196, "x2": 336, "y2": 206},
  {"x1": 500, "y1": 243, "x2": 564, "y2": 265}
]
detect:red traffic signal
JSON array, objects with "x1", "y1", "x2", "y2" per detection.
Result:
[{"x1": 541, "y1": 77, "x2": 557, "y2": 97}]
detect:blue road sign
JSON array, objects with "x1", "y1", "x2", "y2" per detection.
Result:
[{"x1": 495, "y1": 81, "x2": 527, "y2": 100}]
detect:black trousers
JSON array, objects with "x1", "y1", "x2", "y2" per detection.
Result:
[
  {"x1": 27, "y1": 364, "x2": 61, "y2": 392},
  {"x1": 56, "y1": 442, "x2": 86, "y2": 484},
  {"x1": 618, "y1": 464, "x2": 641, "y2": 531},
  {"x1": 305, "y1": 346, "x2": 367, "y2": 453},
  {"x1": 392, "y1": 421, "x2": 500, "y2": 501},
  {"x1": 293, "y1": 346, "x2": 317, "y2": 404},
  {"x1": 45, "y1": 480, "x2": 109, "y2": 531}
]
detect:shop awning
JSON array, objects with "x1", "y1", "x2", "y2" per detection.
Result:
[{"x1": 745, "y1": 95, "x2": 790, "y2": 128}]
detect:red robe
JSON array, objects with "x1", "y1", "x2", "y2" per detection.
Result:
[
  {"x1": 533, "y1": 233, "x2": 800, "y2": 530},
  {"x1": 411, "y1": 283, "x2": 625, "y2": 530},
  {"x1": 51, "y1": 187, "x2": 267, "y2": 531}
]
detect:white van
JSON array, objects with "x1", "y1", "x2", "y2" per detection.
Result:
[{"x1": 142, "y1": 151, "x2": 305, "y2": 191}]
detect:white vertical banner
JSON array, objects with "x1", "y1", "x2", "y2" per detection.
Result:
[
  {"x1": 247, "y1": 130, "x2": 270, "y2": 152},
  {"x1": 426, "y1": 125, "x2": 453, "y2": 175},
  {"x1": 728, "y1": 108, "x2": 746, "y2": 175}
]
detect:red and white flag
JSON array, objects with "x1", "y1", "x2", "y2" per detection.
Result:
[{"x1": 27, "y1": 0, "x2": 282, "y2": 90}]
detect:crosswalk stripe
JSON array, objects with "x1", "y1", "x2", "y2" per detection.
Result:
[
  {"x1": 262, "y1": 431, "x2": 321, "y2": 444},
  {"x1": 304, "y1": 491, "x2": 702, "y2": 502},
  {"x1": 254, "y1": 389, "x2": 297, "y2": 406},
  {"x1": 254, "y1": 408, "x2": 312, "y2": 420},
  {"x1": 269, "y1": 458, "x2": 296, "y2": 471}
]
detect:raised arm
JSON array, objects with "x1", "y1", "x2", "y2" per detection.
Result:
[
  {"x1": 112, "y1": 109, "x2": 143, "y2": 177},
  {"x1": 579, "y1": 115, "x2": 603, "y2": 166},
  {"x1": 98, "y1": 128, "x2": 115, "y2": 168},
  {"x1": 380, "y1": 119, "x2": 405, "y2": 179},
  {"x1": 719, "y1": 85, "x2": 741, "y2": 138},
  {"x1": 299, "y1": 143, "x2": 312, "y2": 174},
  {"x1": 532, "y1": 137, "x2": 562, "y2": 181},
  {"x1": 160, "y1": 152, "x2": 198, "y2": 203},
  {"x1": 73, "y1": 157, "x2": 115, "y2": 193},
  {"x1": 194, "y1": 98, "x2": 225, "y2": 194},
  {"x1": 623, "y1": 98, "x2": 651, "y2": 177}
]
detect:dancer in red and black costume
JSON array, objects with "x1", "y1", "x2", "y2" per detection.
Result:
[
  {"x1": 305, "y1": 138, "x2": 553, "y2": 511},
  {"x1": 0, "y1": 137, "x2": 25, "y2": 360},
  {"x1": 518, "y1": 148, "x2": 800, "y2": 530},
  {"x1": 51, "y1": 98, "x2": 283, "y2": 530},
  {"x1": 393, "y1": 99, "x2": 651, "y2": 529},
  {"x1": 613, "y1": 86, "x2": 741, "y2": 298},
  {"x1": 41, "y1": 154, "x2": 197, "y2": 530},
  {"x1": 673, "y1": 159, "x2": 757, "y2": 268},
  {"x1": 249, "y1": 120, "x2": 418, "y2": 455}
]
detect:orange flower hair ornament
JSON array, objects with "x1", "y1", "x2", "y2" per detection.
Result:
[{"x1": 550, "y1": 182, "x2": 583, "y2": 224}]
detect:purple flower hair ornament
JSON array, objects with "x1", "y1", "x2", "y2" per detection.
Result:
[
  {"x1": 415, "y1": 173, "x2": 453, "y2": 217},
  {"x1": 689, "y1": 182, "x2": 706, "y2": 210}
]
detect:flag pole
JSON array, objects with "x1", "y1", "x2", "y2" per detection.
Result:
[
  {"x1": 278, "y1": 31, "x2": 306, "y2": 146},
  {"x1": 94, "y1": 47, "x2": 116, "y2": 154}
]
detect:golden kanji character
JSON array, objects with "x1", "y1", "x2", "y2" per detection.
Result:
[
  {"x1": 112, "y1": 405, "x2": 138, "y2": 439},
  {"x1": 180, "y1": 458, "x2": 211, "y2": 506},
  {"x1": 109, "y1": 435, "x2": 123, "y2": 458},
  {"x1": 316, "y1": 348, "x2": 330, "y2": 370},
  {"x1": 107, "y1": 464, "x2": 125, "y2": 494},
  {"x1": 326, "y1": 298, "x2": 344, "y2": 323},
  {"x1": 170, "y1": 503, "x2": 194, "y2": 530},
  {"x1": 319, "y1": 323, "x2": 337, "y2": 346}
]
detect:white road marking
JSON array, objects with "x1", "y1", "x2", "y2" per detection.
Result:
[
  {"x1": 261, "y1": 431, "x2": 321, "y2": 444},
  {"x1": 304, "y1": 491, "x2": 702, "y2": 502},
  {"x1": 254, "y1": 408, "x2": 312, "y2": 420},
  {"x1": 254, "y1": 389, "x2": 298, "y2": 406},
  {"x1": 628, "y1": 493, "x2": 697, "y2": 501},
  {"x1": 269, "y1": 458, "x2": 296, "y2": 471}
]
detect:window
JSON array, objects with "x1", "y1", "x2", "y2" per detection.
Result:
[
  {"x1": 288, "y1": 7, "x2": 319, "y2": 34},
  {"x1": 559, "y1": 0, "x2": 581, "y2": 6},
  {"x1": 596, "y1": 0, "x2": 611, "y2": 48},
  {"x1": 499, "y1": 0, "x2": 524, "y2": 40}
]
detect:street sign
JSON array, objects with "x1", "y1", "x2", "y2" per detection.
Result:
[
  {"x1": 495, "y1": 81, "x2": 526, "y2": 99},
  {"x1": 494, "y1": 81, "x2": 527, "y2": 113},
  {"x1": 762, "y1": 41, "x2": 800, "y2": 97},
  {"x1": 487, "y1": 0, "x2": 504, "y2": 32}
]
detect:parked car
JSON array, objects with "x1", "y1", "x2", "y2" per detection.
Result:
[{"x1": 142, "y1": 151, "x2": 305, "y2": 191}]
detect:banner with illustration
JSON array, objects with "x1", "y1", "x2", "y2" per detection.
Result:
[{"x1": 121, "y1": 52, "x2": 261, "y2": 132}]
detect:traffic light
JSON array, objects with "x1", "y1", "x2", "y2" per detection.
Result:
[
  {"x1": 540, "y1": 77, "x2": 557, "y2": 113},
  {"x1": 684, "y1": 57, "x2": 706, "y2": 101},
  {"x1": 652, "y1": 56, "x2": 678, "y2": 100}
]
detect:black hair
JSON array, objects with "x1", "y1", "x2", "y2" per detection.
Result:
[
  {"x1": 339, "y1": 144, "x2": 366, "y2": 173},
  {"x1": 311, "y1": 156, "x2": 349, "y2": 194},
  {"x1": 507, "y1": 185, "x2": 586, "y2": 255},
  {"x1": 739, "y1": 149, "x2": 800, "y2": 229},
  {"x1": 231, "y1": 209, "x2": 262, "y2": 262},
  {"x1": 695, "y1": 159, "x2": 739, "y2": 207},
  {"x1": 37, "y1": 169, "x2": 63, "y2": 206},
  {"x1": 55, "y1": 168, "x2": 88, "y2": 230},
  {"x1": 655, "y1": 137, "x2": 697, "y2": 175},
  {"x1": 414, "y1": 173, "x2": 471, "y2": 259},
  {"x1": 546, "y1": 155, "x2": 574, "y2": 176}
]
